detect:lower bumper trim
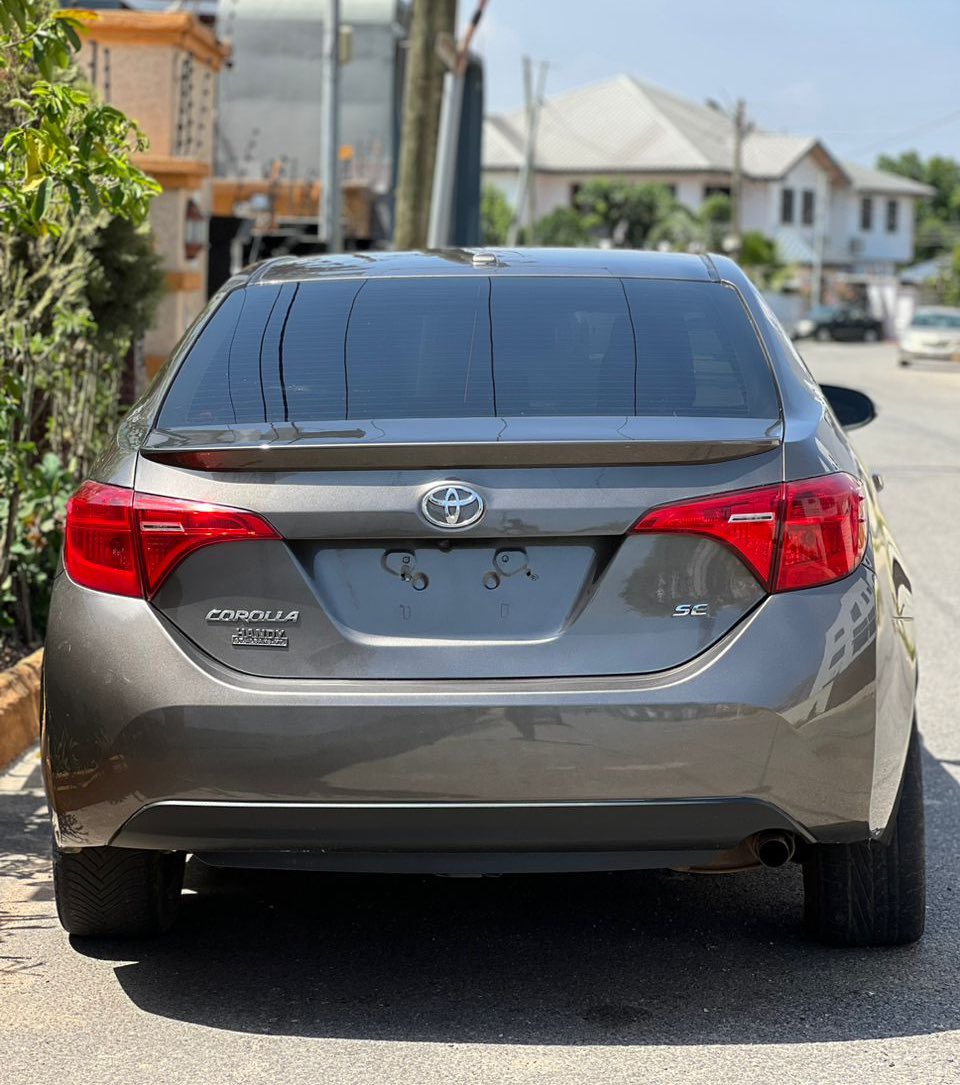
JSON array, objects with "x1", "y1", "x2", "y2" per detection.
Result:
[{"x1": 110, "y1": 797, "x2": 818, "y2": 857}]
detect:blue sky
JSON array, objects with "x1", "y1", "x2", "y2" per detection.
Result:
[{"x1": 462, "y1": 0, "x2": 960, "y2": 166}]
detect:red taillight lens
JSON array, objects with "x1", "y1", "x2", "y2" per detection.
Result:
[
  {"x1": 775, "y1": 474, "x2": 866, "y2": 591},
  {"x1": 64, "y1": 483, "x2": 280, "y2": 598},
  {"x1": 630, "y1": 484, "x2": 781, "y2": 586},
  {"x1": 64, "y1": 482, "x2": 140, "y2": 597},
  {"x1": 133, "y1": 492, "x2": 280, "y2": 597},
  {"x1": 631, "y1": 473, "x2": 866, "y2": 593}
]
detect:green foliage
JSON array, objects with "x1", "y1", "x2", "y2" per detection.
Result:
[
  {"x1": 534, "y1": 206, "x2": 588, "y2": 247},
  {"x1": 0, "y1": 0, "x2": 164, "y2": 645},
  {"x1": 877, "y1": 151, "x2": 960, "y2": 261},
  {"x1": 928, "y1": 245, "x2": 960, "y2": 306},
  {"x1": 646, "y1": 205, "x2": 703, "y2": 251},
  {"x1": 0, "y1": 2, "x2": 160, "y2": 236},
  {"x1": 1, "y1": 451, "x2": 73, "y2": 640},
  {"x1": 536, "y1": 180, "x2": 735, "y2": 254},
  {"x1": 480, "y1": 184, "x2": 513, "y2": 246},
  {"x1": 574, "y1": 179, "x2": 678, "y2": 248},
  {"x1": 737, "y1": 231, "x2": 790, "y2": 291},
  {"x1": 739, "y1": 231, "x2": 776, "y2": 266},
  {"x1": 87, "y1": 216, "x2": 164, "y2": 351}
]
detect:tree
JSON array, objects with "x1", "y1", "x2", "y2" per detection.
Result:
[
  {"x1": 480, "y1": 183, "x2": 513, "y2": 246},
  {"x1": 929, "y1": 245, "x2": 960, "y2": 306},
  {"x1": 1, "y1": 0, "x2": 164, "y2": 644},
  {"x1": 534, "y1": 206, "x2": 587, "y2": 247},
  {"x1": 0, "y1": 2, "x2": 159, "y2": 235},
  {"x1": 574, "y1": 179, "x2": 678, "y2": 248},
  {"x1": 877, "y1": 151, "x2": 960, "y2": 261}
]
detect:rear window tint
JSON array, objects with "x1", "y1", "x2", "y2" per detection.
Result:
[
  {"x1": 622, "y1": 279, "x2": 777, "y2": 416},
  {"x1": 347, "y1": 278, "x2": 493, "y2": 417},
  {"x1": 491, "y1": 278, "x2": 636, "y2": 415},
  {"x1": 159, "y1": 277, "x2": 778, "y2": 426}
]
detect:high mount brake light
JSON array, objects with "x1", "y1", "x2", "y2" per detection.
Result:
[
  {"x1": 631, "y1": 473, "x2": 867, "y2": 593},
  {"x1": 64, "y1": 483, "x2": 279, "y2": 598}
]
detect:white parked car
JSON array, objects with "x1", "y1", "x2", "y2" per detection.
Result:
[{"x1": 899, "y1": 307, "x2": 960, "y2": 366}]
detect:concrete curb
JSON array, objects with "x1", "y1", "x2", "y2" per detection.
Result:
[{"x1": 0, "y1": 649, "x2": 43, "y2": 771}]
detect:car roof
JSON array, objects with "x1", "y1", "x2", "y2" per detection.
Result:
[{"x1": 247, "y1": 248, "x2": 720, "y2": 285}]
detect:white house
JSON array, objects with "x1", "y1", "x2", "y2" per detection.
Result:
[{"x1": 483, "y1": 75, "x2": 933, "y2": 276}]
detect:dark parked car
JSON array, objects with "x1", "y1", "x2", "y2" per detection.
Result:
[
  {"x1": 793, "y1": 305, "x2": 884, "y2": 342},
  {"x1": 44, "y1": 249, "x2": 924, "y2": 947}
]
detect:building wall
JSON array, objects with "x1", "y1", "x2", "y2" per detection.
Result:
[
  {"x1": 841, "y1": 191, "x2": 914, "y2": 270},
  {"x1": 77, "y1": 14, "x2": 227, "y2": 379},
  {"x1": 485, "y1": 160, "x2": 919, "y2": 273}
]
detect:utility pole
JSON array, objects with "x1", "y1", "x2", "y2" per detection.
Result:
[
  {"x1": 395, "y1": 0, "x2": 457, "y2": 250},
  {"x1": 319, "y1": 0, "x2": 342, "y2": 253},
  {"x1": 507, "y1": 56, "x2": 547, "y2": 246},
  {"x1": 427, "y1": 0, "x2": 489, "y2": 248},
  {"x1": 811, "y1": 169, "x2": 827, "y2": 306},
  {"x1": 730, "y1": 97, "x2": 750, "y2": 257}
]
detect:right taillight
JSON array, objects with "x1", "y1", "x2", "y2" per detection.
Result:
[
  {"x1": 774, "y1": 474, "x2": 867, "y2": 592},
  {"x1": 631, "y1": 472, "x2": 866, "y2": 593}
]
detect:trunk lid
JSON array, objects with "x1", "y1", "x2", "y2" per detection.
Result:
[
  {"x1": 138, "y1": 268, "x2": 784, "y2": 679},
  {"x1": 138, "y1": 429, "x2": 780, "y2": 680}
]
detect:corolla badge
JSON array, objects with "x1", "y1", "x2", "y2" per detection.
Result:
[{"x1": 421, "y1": 484, "x2": 484, "y2": 529}]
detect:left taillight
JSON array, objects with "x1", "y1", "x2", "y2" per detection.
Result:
[
  {"x1": 64, "y1": 482, "x2": 279, "y2": 598},
  {"x1": 64, "y1": 482, "x2": 141, "y2": 597}
]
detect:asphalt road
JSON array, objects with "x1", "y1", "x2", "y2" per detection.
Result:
[{"x1": 2, "y1": 340, "x2": 959, "y2": 1084}]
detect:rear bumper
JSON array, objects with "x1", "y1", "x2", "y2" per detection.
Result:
[
  {"x1": 43, "y1": 565, "x2": 915, "y2": 855},
  {"x1": 899, "y1": 347, "x2": 960, "y2": 362},
  {"x1": 114, "y1": 797, "x2": 818, "y2": 872}
]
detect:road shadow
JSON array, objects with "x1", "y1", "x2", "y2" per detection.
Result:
[{"x1": 69, "y1": 745, "x2": 959, "y2": 1047}]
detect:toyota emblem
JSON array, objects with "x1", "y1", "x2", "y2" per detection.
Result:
[{"x1": 421, "y1": 484, "x2": 485, "y2": 530}]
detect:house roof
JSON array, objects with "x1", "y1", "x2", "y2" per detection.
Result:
[
  {"x1": 483, "y1": 74, "x2": 928, "y2": 197},
  {"x1": 841, "y1": 160, "x2": 935, "y2": 197},
  {"x1": 482, "y1": 75, "x2": 839, "y2": 178}
]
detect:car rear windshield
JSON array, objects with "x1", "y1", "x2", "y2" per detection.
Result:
[{"x1": 158, "y1": 276, "x2": 779, "y2": 426}]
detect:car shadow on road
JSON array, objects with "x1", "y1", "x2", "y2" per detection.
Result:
[{"x1": 71, "y1": 746, "x2": 959, "y2": 1047}]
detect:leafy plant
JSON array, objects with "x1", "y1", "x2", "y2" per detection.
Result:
[
  {"x1": 574, "y1": 180, "x2": 679, "y2": 248},
  {"x1": 480, "y1": 184, "x2": 513, "y2": 246},
  {"x1": 0, "y1": 0, "x2": 164, "y2": 646},
  {"x1": 0, "y1": 2, "x2": 160, "y2": 235},
  {"x1": 534, "y1": 206, "x2": 588, "y2": 247}
]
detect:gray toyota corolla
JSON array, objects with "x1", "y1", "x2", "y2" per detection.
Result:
[{"x1": 43, "y1": 249, "x2": 924, "y2": 946}]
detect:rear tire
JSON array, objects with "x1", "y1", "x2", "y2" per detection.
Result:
[
  {"x1": 815, "y1": 327, "x2": 831, "y2": 342},
  {"x1": 864, "y1": 328, "x2": 880, "y2": 343},
  {"x1": 802, "y1": 725, "x2": 925, "y2": 946},
  {"x1": 53, "y1": 841, "x2": 185, "y2": 937}
]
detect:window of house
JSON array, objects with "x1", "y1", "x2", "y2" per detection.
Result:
[
  {"x1": 886, "y1": 199, "x2": 898, "y2": 233},
  {"x1": 569, "y1": 183, "x2": 582, "y2": 208},
  {"x1": 781, "y1": 188, "x2": 794, "y2": 224},
  {"x1": 801, "y1": 189, "x2": 815, "y2": 226},
  {"x1": 860, "y1": 197, "x2": 873, "y2": 231},
  {"x1": 704, "y1": 185, "x2": 731, "y2": 199}
]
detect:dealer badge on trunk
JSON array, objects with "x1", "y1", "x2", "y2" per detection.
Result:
[{"x1": 205, "y1": 607, "x2": 299, "y2": 650}]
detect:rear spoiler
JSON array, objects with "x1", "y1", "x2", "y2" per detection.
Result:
[{"x1": 140, "y1": 419, "x2": 782, "y2": 471}]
